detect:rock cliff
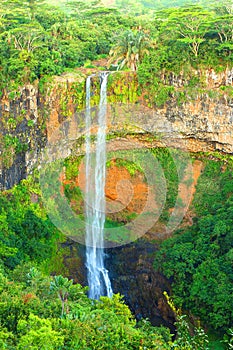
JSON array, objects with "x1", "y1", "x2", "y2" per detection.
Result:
[{"x1": 0, "y1": 68, "x2": 232, "y2": 188}]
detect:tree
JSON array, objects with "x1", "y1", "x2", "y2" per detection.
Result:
[
  {"x1": 10, "y1": 0, "x2": 46, "y2": 21},
  {"x1": 159, "y1": 6, "x2": 213, "y2": 58},
  {"x1": 50, "y1": 275, "x2": 73, "y2": 317},
  {"x1": 24, "y1": 0, "x2": 46, "y2": 20},
  {"x1": 211, "y1": 14, "x2": 233, "y2": 58},
  {"x1": 0, "y1": 0, "x2": 46, "y2": 27},
  {"x1": 214, "y1": 0, "x2": 233, "y2": 15},
  {"x1": 108, "y1": 29, "x2": 151, "y2": 71},
  {"x1": 6, "y1": 22, "x2": 44, "y2": 53},
  {"x1": 0, "y1": 210, "x2": 18, "y2": 261}
]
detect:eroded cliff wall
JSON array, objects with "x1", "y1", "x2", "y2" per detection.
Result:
[
  {"x1": 0, "y1": 68, "x2": 232, "y2": 189},
  {"x1": 0, "y1": 84, "x2": 45, "y2": 189}
]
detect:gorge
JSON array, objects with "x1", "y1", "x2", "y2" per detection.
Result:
[{"x1": 0, "y1": 66, "x2": 232, "y2": 348}]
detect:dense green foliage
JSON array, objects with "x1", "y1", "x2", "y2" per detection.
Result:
[
  {"x1": 137, "y1": 3, "x2": 233, "y2": 106},
  {"x1": 0, "y1": 268, "x2": 173, "y2": 349},
  {"x1": 0, "y1": 158, "x2": 232, "y2": 347},
  {"x1": 154, "y1": 159, "x2": 233, "y2": 335},
  {"x1": 0, "y1": 0, "x2": 136, "y2": 88},
  {"x1": 49, "y1": 0, "x2": 229, "y2": 13},
  {"x1": 1, "y1": 0, "x2": 232, "y2": 92},
  {"x1": 0, "y1": 176, "x2": 61, "y2": 271}
]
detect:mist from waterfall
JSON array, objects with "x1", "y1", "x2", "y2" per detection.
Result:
[{"x1": 85, "y1": 72, "x2": 113, "y2": 300}]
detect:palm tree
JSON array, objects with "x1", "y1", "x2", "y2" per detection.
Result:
[
  {"x1": 108, "y1": 29, "x2": 151, "y2": 71},
  {"x1": 50, "y1": 275, "x2": 73, "y2": 317}
]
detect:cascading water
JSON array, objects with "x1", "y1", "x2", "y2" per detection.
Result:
[{"x1": 85, "y1": 72, "x2": 113, "y2": 300}]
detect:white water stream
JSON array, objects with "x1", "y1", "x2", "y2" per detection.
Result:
[{"x1": 85, "y1": 72, "x2": 113, "y2": 299}]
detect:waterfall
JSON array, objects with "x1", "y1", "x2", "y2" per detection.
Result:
[{"x1": 85, "y1": 72, "x2": 113, "y2": 300}]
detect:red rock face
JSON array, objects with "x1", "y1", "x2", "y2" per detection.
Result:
[
  {"x1": 61, "y1": 157, "x2": 203, "y2": 238},
  {"x1": 105, "y1": 163, "x2": 148, "y2": 214},
  {"x1": 62, "y1": 160, "x2": 151, "y2": 217}
]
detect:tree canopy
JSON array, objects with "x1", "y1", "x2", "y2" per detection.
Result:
[
  {"x1": 0, "y1": 0, "x2": 232, "y2": 89},
  {"x1": 154, "y1": 159, "x2": 233, "y2": 333}
]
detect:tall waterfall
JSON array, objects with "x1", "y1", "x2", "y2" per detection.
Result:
[{"x1": 85, "y1": 72, "x2": 113, "y2": 300}]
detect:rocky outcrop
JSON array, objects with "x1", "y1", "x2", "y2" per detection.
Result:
[
  {"x1": 0, "y1": 84, "x2": 46, "y2": 190},
  {"x1": 106, "y1": 239, "x2": 176, "y2": 331},
  {"x1": 46, "y1": 69, "x2": 233, "y2": 154},
  {"x1": 0, "y1": 68, "x2": 232, "y2": 188},
  {"x1": 160, "y1": 67, "x2": 233, "y2": 88}
]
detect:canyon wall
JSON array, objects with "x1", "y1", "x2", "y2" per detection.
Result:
[
  {"x1": 0, "y1": 68, "x2": 233, "y2": 190},
  {"x1": 0, "y1": 84, "x2": 45, "y2": 189},
  {"x1": 1, "y1": 68, "x2": 232, "y2": 329}
]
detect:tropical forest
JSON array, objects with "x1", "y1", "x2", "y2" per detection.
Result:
[{"x1": 0, "y1": 0, "x2": 232, "y2": 349}]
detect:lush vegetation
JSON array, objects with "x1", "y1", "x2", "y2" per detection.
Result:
[
  {"x1": 154, "y1": 158, "x2": 233, "y2": 344},
  {"x1": 137, "y1": 3, "x2": 233, "y2": 106},
  {"x1": 1, "y1": 0, "x2": 233, "y2": 349},
  {"x1": 38, "y1": 148, "x2": 233, "y2": 347},
  {"x1": 1, "y1": 0, "x2": 232, "y2": 90},
  {"x1": 0, "y1": 176, "x2": 62, "y2": 272},
  {"x1": 0, "y1": 175, "x2": 214, "y2": 349},
  {"x1": 0, "y1": 268, "x2": 173, "y2": 349},
  {"x1": 0, "y1": 0, "x2": 136, "y2": 88},
  {"x1": 1, "y1": 156, "x2": 232, "y2": 348}
]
